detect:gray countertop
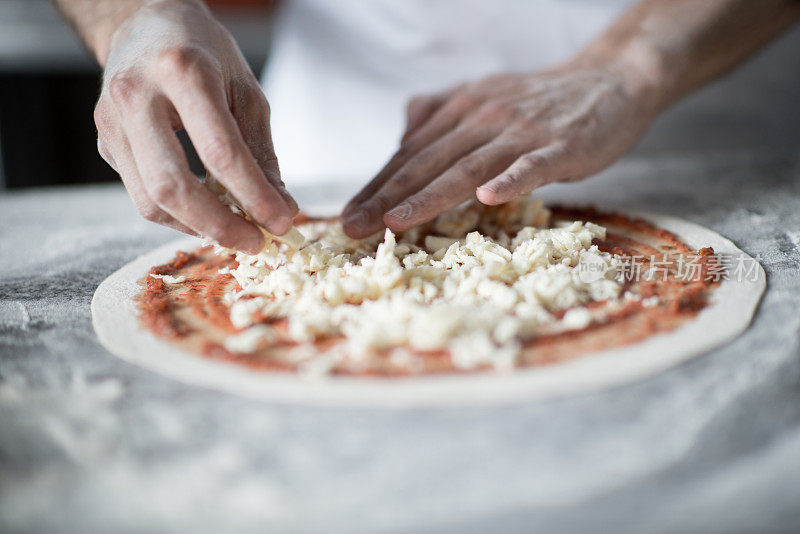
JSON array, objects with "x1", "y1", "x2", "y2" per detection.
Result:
[{"x1": 1, "y1": 151, "x2": 800, "y2": 533}]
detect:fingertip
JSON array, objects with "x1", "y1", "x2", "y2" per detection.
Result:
[
  {"x1": 383, "y1": 211, "x2": 413, "y2": 233},
  {"x1": 343, "y1": 225, "x2": 370, "y2": 239},
  {"x1": 476, "y1": 186, "x2": 502, "y2": 205},
  {"x1": 385, "y1": 201, "x2": 413, "y2": 223},
  {"x1": 342, "y1": 210, "x2": 370, "y2": 239},
  {"x1": 245, "y1": 193, "x2": 296, "y2": 234},
  {"x1": 342, "y1": 226, "x2": 362, "y2": 239},
  {"x1": 267, "y1": 215, "x2": 292, "y2": 236},
  {"x1": 238, "y1": 232, "x2": 265, "y2": 255}
]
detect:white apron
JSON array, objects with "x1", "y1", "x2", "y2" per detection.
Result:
[{"x1": 262, "y1": 0, "x2": 800, "y2": 189}]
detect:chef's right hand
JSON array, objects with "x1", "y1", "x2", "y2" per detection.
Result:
[{"x1": 93, "y1": 0, "x2": 297, "y2": 253}]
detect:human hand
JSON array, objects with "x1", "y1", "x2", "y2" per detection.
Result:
[
  {"x1": 94, "y1": 0, "x2": 297, "y2": 253},
  {"x1": 342, "y1": 60, "x2": 658, "y2": 238}
]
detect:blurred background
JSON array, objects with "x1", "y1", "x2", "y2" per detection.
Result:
[{"x1": 0, "y1": 0, "x2": 275, "y2": 189}]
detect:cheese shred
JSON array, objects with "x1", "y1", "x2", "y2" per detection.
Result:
[{"x1": 214, "y1": 197, "x2": 624, "y2": 372}]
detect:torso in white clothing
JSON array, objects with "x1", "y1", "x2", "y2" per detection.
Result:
[{"x1": 262, "y1": 0, "x2": 800, "y2": 189}]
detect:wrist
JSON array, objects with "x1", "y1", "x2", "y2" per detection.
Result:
[
  {"x1": 97, "y1": 0, "x2": 210, "y2": 65},
  {"x1": 570, "y1": 34, "x2": 673, "y2": 118}
]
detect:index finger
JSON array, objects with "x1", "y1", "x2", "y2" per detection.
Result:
[
  {"x1": 384, "y1": 137, "x2": 523, "y2": 231},
  {"x1": 343, "y1": 91, "x2": 481, "y2": 218},
  {"x1": 160, "y1": 50, "x2": 294, "y2": 235},
  {"x1": 229, "y1": 83, "x2": 298, "y2": 215},
  {"x1": 114, "y1": 92, "x2": 265, "y2": 253}
]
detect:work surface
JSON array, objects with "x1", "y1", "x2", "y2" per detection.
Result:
[{"x1": 1, "y1": 152, "x2": 800, "y2": 533}]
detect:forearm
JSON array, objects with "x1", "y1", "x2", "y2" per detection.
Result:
[
  {"x1": 51, "y1": 0, "x2": 207, "y2": 65},
  {"x1": 576, "y1": 0, "x2": 800, "y2": 112}
]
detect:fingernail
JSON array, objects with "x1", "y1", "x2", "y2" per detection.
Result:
[
  {"x1": 387, "y1": 202, "x2": 413, "y2": 220},
  {"x1": 241, "y1": 234, "x2": 264, "y2": 254},
  {"x1": 475, "y1": 186, "x2": 497, "y2": 205},
  {"x1": 343, "y1": 209, "x2": 367, "y2": 230},
  {"x1": 267, "y1": 215, "x2": 292, "y2": 235}
]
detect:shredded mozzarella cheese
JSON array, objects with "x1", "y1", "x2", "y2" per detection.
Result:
[
  {"x1": 205, "y1": 173, "x2": 306, "y2": 251},
  {"x1": 149, "y1": 274, "x2": 186, "y2": 284},
  {"x1": 216, "y1": 197, "x2": 624, "y2": 372}
]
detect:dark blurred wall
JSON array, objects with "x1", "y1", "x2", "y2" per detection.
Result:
[{"x1": 0, "y1": 72, "x2": 110, "y2": 187}]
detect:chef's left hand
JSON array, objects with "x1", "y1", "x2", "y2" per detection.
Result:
[{"x1": 342, "y1": 61, "x2": 659, "y2": 238}]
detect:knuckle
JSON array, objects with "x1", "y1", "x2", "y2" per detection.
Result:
[
  {"x1": 365, "y1": 194, "x2": 395, "y2": 214},
  {"x1": 383, "y1": 177, "x2": 415, "y2": 203},
  {"x1": 505, "y1": 122, "x2": 545, "y2": 148},
  {"x1": 497, "y1": 171, "x2": 525, "y2": 193},
  {"x1": 520, "y1": 151, "x2": 548, "y2": 170},
  {"x1": 407, "y1": 148, "x2": 435, "y2": 168},
  {"x1": 389, "y1": 171, "x2": 412, "y2": 189},
  {"x1": 156, "y1": 46, "x2": 208, "y2": 76},
  {"x1": 204, "y1": 222, "x2": 238, "y2": 246},
  {"x1": 552, "y1": 140, "x2": 570, "y2": 159},
  {"x1": 449, "y1": 92, "x2": 480, "y2": 111},
  {"x1": 201, "y1": 137, "x2": 238, "y2": 173},
  {"x1": 408, "y1": 188, "x2": 434, "y2": 211},
  {"x1": 245, "y1": 198, "x2": 278, "y2": 223},
  {"x1": 515, "y1": 110, "x2": 546, "y2": 131},
  {"x1": 394, "y1": 144, "x2": 411, "y2": 160},
  {"x1": 515, "y1": 116, "x2": 539, "y2": 133},
  {"x1": 147, "y1": 174, "x2": 187, "y2": 207},
  {"x1": 476, "y1": 100, "x2": 512, "y2": 120},
  {"x1": 107, "y1": 71, "x2": 139, "y2": 107},
  {"x1": 456, "y1": 154, "x2": 487, "y2": 179}
]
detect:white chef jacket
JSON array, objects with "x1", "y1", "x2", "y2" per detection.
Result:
[{"x1": 262, "y1": 0, "x2": 800, "y2": 190}]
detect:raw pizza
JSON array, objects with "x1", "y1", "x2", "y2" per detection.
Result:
[{"x1": 137, "y1": 198, "x2": 722, "y2": 377}]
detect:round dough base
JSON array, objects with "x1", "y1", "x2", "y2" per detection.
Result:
[{"x1": 92, "y1": 209, "x2": 765, "y2": 408}]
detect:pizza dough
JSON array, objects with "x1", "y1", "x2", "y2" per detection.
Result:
[{"x1": 92, "y1": 205, "x2": 765, "y2": 407}]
